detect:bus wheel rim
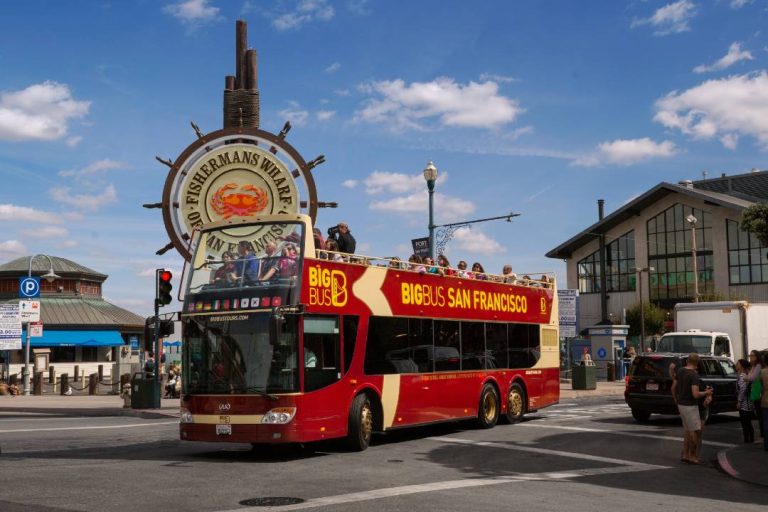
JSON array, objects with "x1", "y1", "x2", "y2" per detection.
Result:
[
  {"x1": 508, "y1": 389, "x2": 523, "y2": 417},
  {"x1": 483, "y1": 392, "x2": 497, "y2": 422},
  {"x1": 361, "y1": 403, "x2": 373, "y2": 442}
]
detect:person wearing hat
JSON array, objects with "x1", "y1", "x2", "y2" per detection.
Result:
[{"x1": 328, "y1": 222, "x2": 356, "y2": 254}]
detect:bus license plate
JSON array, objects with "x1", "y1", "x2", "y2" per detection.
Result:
[
  {"x1": 216, "y1": 424, "x2": 232, "y2": 436},
  {"x1": 646, "y1": 382, "x2": 659, "y2": 391}
]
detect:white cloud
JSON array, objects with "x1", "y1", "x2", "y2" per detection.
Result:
[
  {"x1": 66, "y1": 136, "x2": 83, "y2": 147},
  {"x1": 451, "y1": 228, "x2": 505, "y2": 254},
  {"x1": 334, "y1": 88, "x2": 351, "y2": 96},
  {"x1": 479, "y1": 73, "x2": 518, "y2": 84},
  {"x1": 341, "y1": 179, "x2": 358, "y2": 189},
  {"x1": 693, "y1": 42, "x2": 753, "y2": 73},
  {"x1": 324, "y1": 62, "x2": 341, "y2": 74},
  {"x1": 0, "y1": 240, "x2": 26, "y2": 259},
  {"x1": 730, "y1": 0, "x2": 752, "y2": 8},
  {"x1": 278, "y1": 101, "x2": 310, "y2": 126},
  {"x1": 49, "y1": 184, "x2": 117, "y2": 212},
  {"x1": 355, "y1": 77, "x2": 523, "y2": 131},
  {"x1": 272, "y1": 0, "x2": 334, "y2": 31},
  {"x1": 316, "y1": 110, "x2": 336, "y2": 121},
  {"x1": 58, "y1": 159, "x2": 127, "y2": 179},
  {"x1": 654, "y1": 71, "x2": 768, "y2": 149},
  {"x1": 364, "y1": 171, "x2": 430, "y2": 195},
  {"x1": 631, "y1": 0, "x2": 697, "y2": 36},
  {"x1": 573, "y1": 138, "x2": 678, "y2": 166},
  {"x1": 163, "y1": 0, "x2": 220, "y2": 23},
  {"x1": 0, "y1": 81, "x2": 89, "y2": 142},
  {"x1": 0, "y1": 204, "x2": 63, "y2": 224},
  {"x1": 347, "y1": 0, "x2": 371, "y2": 16},
  {"x1": 370, "y1": 190, "x2": 475, "y2": 223},
  {"x1": 56, "y1": 240, "x2": 78, "y2": 249},
  {"x1": 503, "y1": 126, "x2": 534, "y2": 140},
  {"x1": 20, "y1": 226, "x2": 69, "y2": 238}
]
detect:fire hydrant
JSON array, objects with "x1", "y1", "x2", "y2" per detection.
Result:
[{"x1": 121, "y1": 383, "x2": 131, "y2": 408}]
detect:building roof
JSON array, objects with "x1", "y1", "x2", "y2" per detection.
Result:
[
  {"x1": 693, "y1": 169, "x2": 768, "y2": 202},
  {"x1": 545, "y1": 181, "x2": 757, "y2": 260},
  {"x1": 2, "y1": 296, "x2": 145, "y2": 329},
  {"x1": 0, "y1": 255, "x2": 107, "y2": 281}
]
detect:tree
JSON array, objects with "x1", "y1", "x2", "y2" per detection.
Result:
[
  {"x1": 740, "y1": 203, "x2": 768, "y2": 247},
  {"x1": 626, "y1": 302, "x2": 666, "y2": 338}
]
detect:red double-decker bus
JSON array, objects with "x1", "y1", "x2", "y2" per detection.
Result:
[{"x1": 179, "y1": 214, "x2": 560, "y2": 450}]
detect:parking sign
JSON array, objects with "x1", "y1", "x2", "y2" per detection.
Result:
[{"x1": 19, "y1": 277, "x2": 41, "y2": 298}]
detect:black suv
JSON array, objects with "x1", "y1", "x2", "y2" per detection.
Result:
[{"x1": 624, "y1": 353, "x2": 737, "y2": 423}]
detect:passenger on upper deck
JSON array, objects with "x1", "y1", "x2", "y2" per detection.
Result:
[
  {"x1": 237, "y1": 241, "x2": 261, "y2": 284},
  {"x1": 424, "y1": 257, "x2": 442, "y2": 275},
  {"x1": 408, "y1": 254, "x2": 426, "y2": 274},
  {"x1": 327, "y1": 222, "x2": 356, "y2": 254},
  {"x1": 501, "y1": 264, "x2": 517, "y2": 284},
  {"x1": 261, "y1": 243, "x2": 299, "y2": 280},
  {"x1": 472, "y1": 262, "x2": 488, "y2": 280},
  {"x1": 313, "y1": 227, "x2": 326, "y2": 251},
  {"x1": 456, "y1": 260, "x2": 473, "y2": 279},
  {"x1": 437, "y1": 254, "x2": 455, "y2": 276},
  {"x1": 324, "y1": 239, "x2": 346, "y2": 262},
  {"x1": 257, "y1": 241, "x2": 278, "y2": 280},
  {"x1": 211, "y1": 251, "x2": 240, "y2": 286}
]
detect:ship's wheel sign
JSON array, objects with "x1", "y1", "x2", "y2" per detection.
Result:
[{"x1": 152, "y1": 125, "x2": 329, "y2": 261}]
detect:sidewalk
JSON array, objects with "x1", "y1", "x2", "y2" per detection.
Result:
[
  {"x1": 559, "y1": 380, "x2": 626, "y2": 399},
  {"x1": 0, "y1": 394, "x2": 180, "y2": 419},
  {"x1": 717, "y1": 443, "x2": 768, "y2": 487}
]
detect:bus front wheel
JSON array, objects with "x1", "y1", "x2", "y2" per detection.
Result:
[
  {"x1": 346, "y1": 394, "x2": 374, "y2": 451},
  {"x1": 476, "y1": 384, "x2": 500, "y2": 429}
]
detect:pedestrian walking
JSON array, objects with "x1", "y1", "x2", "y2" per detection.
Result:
[
  {"x1": 735, "y1": 358, "x2": 755, "y2": 443},
  {"x1": 747, "y1": 350, "x2": 763, "y2": 438},
  {"x1": 671, "y1": 352, "x2": 713, "y2": 464}
]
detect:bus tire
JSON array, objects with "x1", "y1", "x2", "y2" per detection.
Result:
[
  {"x1": 476, "y1": 384, "x2": 500, "y2": 429},
  {"x1": 503, "y1": 382, "x2": 526, "y2": 424},
  {"x1": 346, "y1": 394, "x2": 374, "y2": 451}
]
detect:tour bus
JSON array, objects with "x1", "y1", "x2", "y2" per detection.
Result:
[{"x1": 179, "y1": 214, "x2": 560, "y2": 450}]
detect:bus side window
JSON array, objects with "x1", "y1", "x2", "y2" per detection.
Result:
[
  {"x1": 485, "y1": 323, "x2": 508, "y2": 369},
  {"x1": 343, "y1": 315, "x2": 359, "y2": 375}
]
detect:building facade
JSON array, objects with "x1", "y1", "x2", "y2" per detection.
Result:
[
  {"x1": 0, "y1": 255, "x2": 146, "y2": 382},
  {"x1": 547, "y1": 170, "x2": 768, "y2": 332}
]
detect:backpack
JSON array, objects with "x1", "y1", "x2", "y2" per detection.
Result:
[{"x1": 750, "y1": 374, "x2": 763, "y2": 402}]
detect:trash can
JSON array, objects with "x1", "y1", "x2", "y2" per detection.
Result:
[
  {"x1": 572, "y1": 364, "x2": 597, "y2": 390},
  {"x1": 131, "y1": 372, "x2": 159, "y2": 409},
  {"x1": 606, "y1": 362, "x2": 615, "y2": 382}
]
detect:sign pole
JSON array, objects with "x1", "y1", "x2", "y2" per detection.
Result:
[
  {"x1": 153, "y1": 299, "x2": 161, "y2": 408},
  {"x1": 22, "y1": 322, "x2": 31, "y2": 395}
]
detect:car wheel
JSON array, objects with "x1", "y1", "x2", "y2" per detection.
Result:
[
  {"x1": 345, "y1": 394, "x2": 374, "y2": 451},
  {"x1": 503, "y1": 382, "x2": 526, "y2": 424},
  {"x1": 476, "y1": 384, "x2": 500, "y2": 429},
  {"x1": 631, "y1": 409, "x2": 651, "y2": 423}
]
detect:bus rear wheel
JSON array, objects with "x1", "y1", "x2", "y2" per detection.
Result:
[
  {"x1": 503, "y1": 382, "x2": 526, "y2": 424},
  {"x1": 476, "y1": 384, "x2": 500, "y2": 429},
  {"x1": 346, "y1": 394, "x2": 374, "y2": 451}
]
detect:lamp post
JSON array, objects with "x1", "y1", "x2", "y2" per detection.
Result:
[
  {"x1": 686, "y1": 214, "x2": 698, "y2": 303},
  {"x1": 22, "y1": 254, "x2": 60, "y2": 396},
  {"x1": 423, "y1": 161, "x2": 438, "y2": 260},
  {"x1": 632, "y1": 266, "x2": 654, "y2": 353}
]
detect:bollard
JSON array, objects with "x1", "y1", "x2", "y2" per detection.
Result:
[
  {"x1": 88, "y1": 373, "x2": 98, "y2": 395},
  {"x1": 607, "y1": 362, "x2": 615, "y2": 382},
  {"x1": 98, "y1": 364, "x2": 104, "y2": 382},
  {"x1": 49, "y1": 366, "x2": 55, "y2": 384},
  {"x1": 33, "y1": 371, "x2": 44, "y2": 395},
  {"x1": 74, "y1": 365, "x2": 80, "y2": 382},
  {"x1": 120, "y1": 373, "x2": 131, "y2": 389},
  {"x1": 61, "y1": 373, "x2": 70, "y2": 396}
]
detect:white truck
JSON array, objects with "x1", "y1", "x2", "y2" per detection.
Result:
[{"x1": 670, "y1": 301, "x2": 768, "y2": 361}]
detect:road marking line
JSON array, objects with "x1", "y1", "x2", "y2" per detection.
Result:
[
  {"x1": 216, "y1": 465, "x2": 663, "y2": 512},
  {"x1": 0, "y1": 421, "x2": 178, "y2": 433},
  {"x1": 519, "y1": 423, "x2": 737, "y2": 448}
]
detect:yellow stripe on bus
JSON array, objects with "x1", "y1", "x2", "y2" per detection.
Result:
[{"x1": 381, "y1": 374, "x2": 400, "y2": 429}]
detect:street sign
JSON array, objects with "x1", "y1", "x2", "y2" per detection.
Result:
[
  {"x1": 0, "y1": 304, "x2": 22, "y2": 350},
  {"x1": 558, "y1": 289, "x2": 579, "y2": 338},
  {"x1": 411, "y1": 237, "x2": 430, "y2": 258},
  {"x1": 20, "y1": 300, "x2": 41, "y2": 322},
  {"x1": 19, "y1": 276, "x2": 41, "y2": 298},
  {"x1": 129, "y1": 335, "x2": 139, "y2": 351},
  {"x1": 29, "y1": 322, "x2": 43, "y2": 337}
]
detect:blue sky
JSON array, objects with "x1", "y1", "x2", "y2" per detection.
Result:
[{"x1": 1, "y1": 0, "x2": 767, "y2": 317}]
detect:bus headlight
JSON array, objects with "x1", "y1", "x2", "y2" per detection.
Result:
[
  {"x1": 180, "y1": 408, "x2": 194, "y2": 424},
  {"x1": 261, "y1": 407, "x2": 296, "y2": 424}
]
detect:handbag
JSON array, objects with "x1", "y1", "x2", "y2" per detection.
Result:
[{"x1": 750, "y1": 375, "x2": 763, "y2": 402}]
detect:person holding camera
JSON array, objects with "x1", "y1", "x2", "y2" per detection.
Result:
[{"x1": 327, "y1": 222, "x2": 356, "y2": 254}]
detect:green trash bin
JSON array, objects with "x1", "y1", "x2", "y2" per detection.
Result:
[
  {"x1": 131, "y1": 372, "x2": 159, "y2": 409},
  {"x1": 572, "y1": 364, "x2": 597, "y2": 390}
]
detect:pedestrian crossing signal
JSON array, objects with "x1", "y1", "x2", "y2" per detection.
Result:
[{"x1": 156, "y1": 269, "x2": 173, "y2": 307}]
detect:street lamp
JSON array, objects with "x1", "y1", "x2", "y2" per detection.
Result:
[
  {"x1": 632, "y1": 266, "x2": 655, "y2": 353},
  {"x1": 22, "y1": 254, "x2": 60, "y2": 395},
  {"x1": 686, "y1": 214, "x2": 698, "y2": 303},
  {"x1": 423, "y1": 160, "x2": 438, "y2": 259}
]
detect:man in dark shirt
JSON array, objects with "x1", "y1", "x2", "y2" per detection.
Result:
[
  {"x1": 332, "y1": 222, "x2": 356, "y2": 254},
  {"x1": 671, "y1": 352, "x2": 713, "y2": 464}
]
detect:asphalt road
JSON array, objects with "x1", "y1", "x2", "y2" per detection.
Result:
[{"x1": 1, "y1": 396, "x2": 766, "y2": 512}]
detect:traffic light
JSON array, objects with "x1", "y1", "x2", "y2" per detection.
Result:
[
  {"x1": 156, "y1": 269, "x2": 173, "y2": 307},
  {"x1": 159, "y1": 319, "x2": 175, "y2": 338},
  {"x1": 144, "y1": 316, "x2": 156, "y2": 351}
]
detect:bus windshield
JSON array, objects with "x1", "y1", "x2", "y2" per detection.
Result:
[
  {"x1": 184, "y1": 221, "x2": 305, "y2": 309},
  {"x1": 183, "y1": 313, "x2": 300, "y2": 394},
  {"x1": 657, "y1": 335, "x2": 712, "y2": 354}
]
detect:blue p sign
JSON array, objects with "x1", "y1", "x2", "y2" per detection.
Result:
[{"x1": 19, "y1": 277, "x2": 41, "y2": 298}]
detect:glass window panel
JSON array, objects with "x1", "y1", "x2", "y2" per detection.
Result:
[
  {"x1": 647, "y1": 218, "x2": 656, "y2": 235},
  {"x1": 408, "y1": 318, "x2": 434, "y2": 373},
  {"x1": 738, "y1": 228, "x2": 749, "y2": 248},
  {"x1": 485, "y1": 324, "x2": 507, "y2": 369},
  {"x1": 657, "y1": 233, "x2": 666, "y2": 255},
  {"x1": 763, "y1": 265, "x2": 768, "y2": 282},
  {"x1": 729, "y1": 250, "x2": 739, "y2": 266},
  {"x1": 674, "y1": 204, "x2": 684, "y2": 230},
  {"x1": 627, "y1": 236, "x2": 635, "y2": 258},
  {"x1": 648, "y1": 234, "x2": 657, "y2": 256},
  {"x1": 433, "y1": 320, "x2": 460, "y2": 372},
  {"x1": 460, "y1": 322, "x2": 485, "y2": 370},
  {"x1": 739, "y1": 250, "x2": 750, "y2": 266},
  {"x1": 727, "y1": 221, "x2": 738, "y2": 249},
  {"x1": 667, "y1": 232, "x2": 676, "y2": 254},
  {"x1": 665, "y1": 209, "x2": 674, "y2": 231},
  {"x1": 740, "y1": 267, "x2": 751, "y2": 283},
  {"x1": 675, "y1": 231, "x2": 684, "y2": 254},
  {"x1": 751, "y1": 265, "x2": 762, "y2": 283},
  {"x1": 751, "y1": 248, "x2": 762, "y2": 265},
  {"x1": 730, "y1": 268, "x2": 740, "y2": 284}
]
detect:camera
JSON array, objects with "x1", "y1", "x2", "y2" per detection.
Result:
[{"x1": 327, "y1": 225, "x2": 340, "y2": 237}]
